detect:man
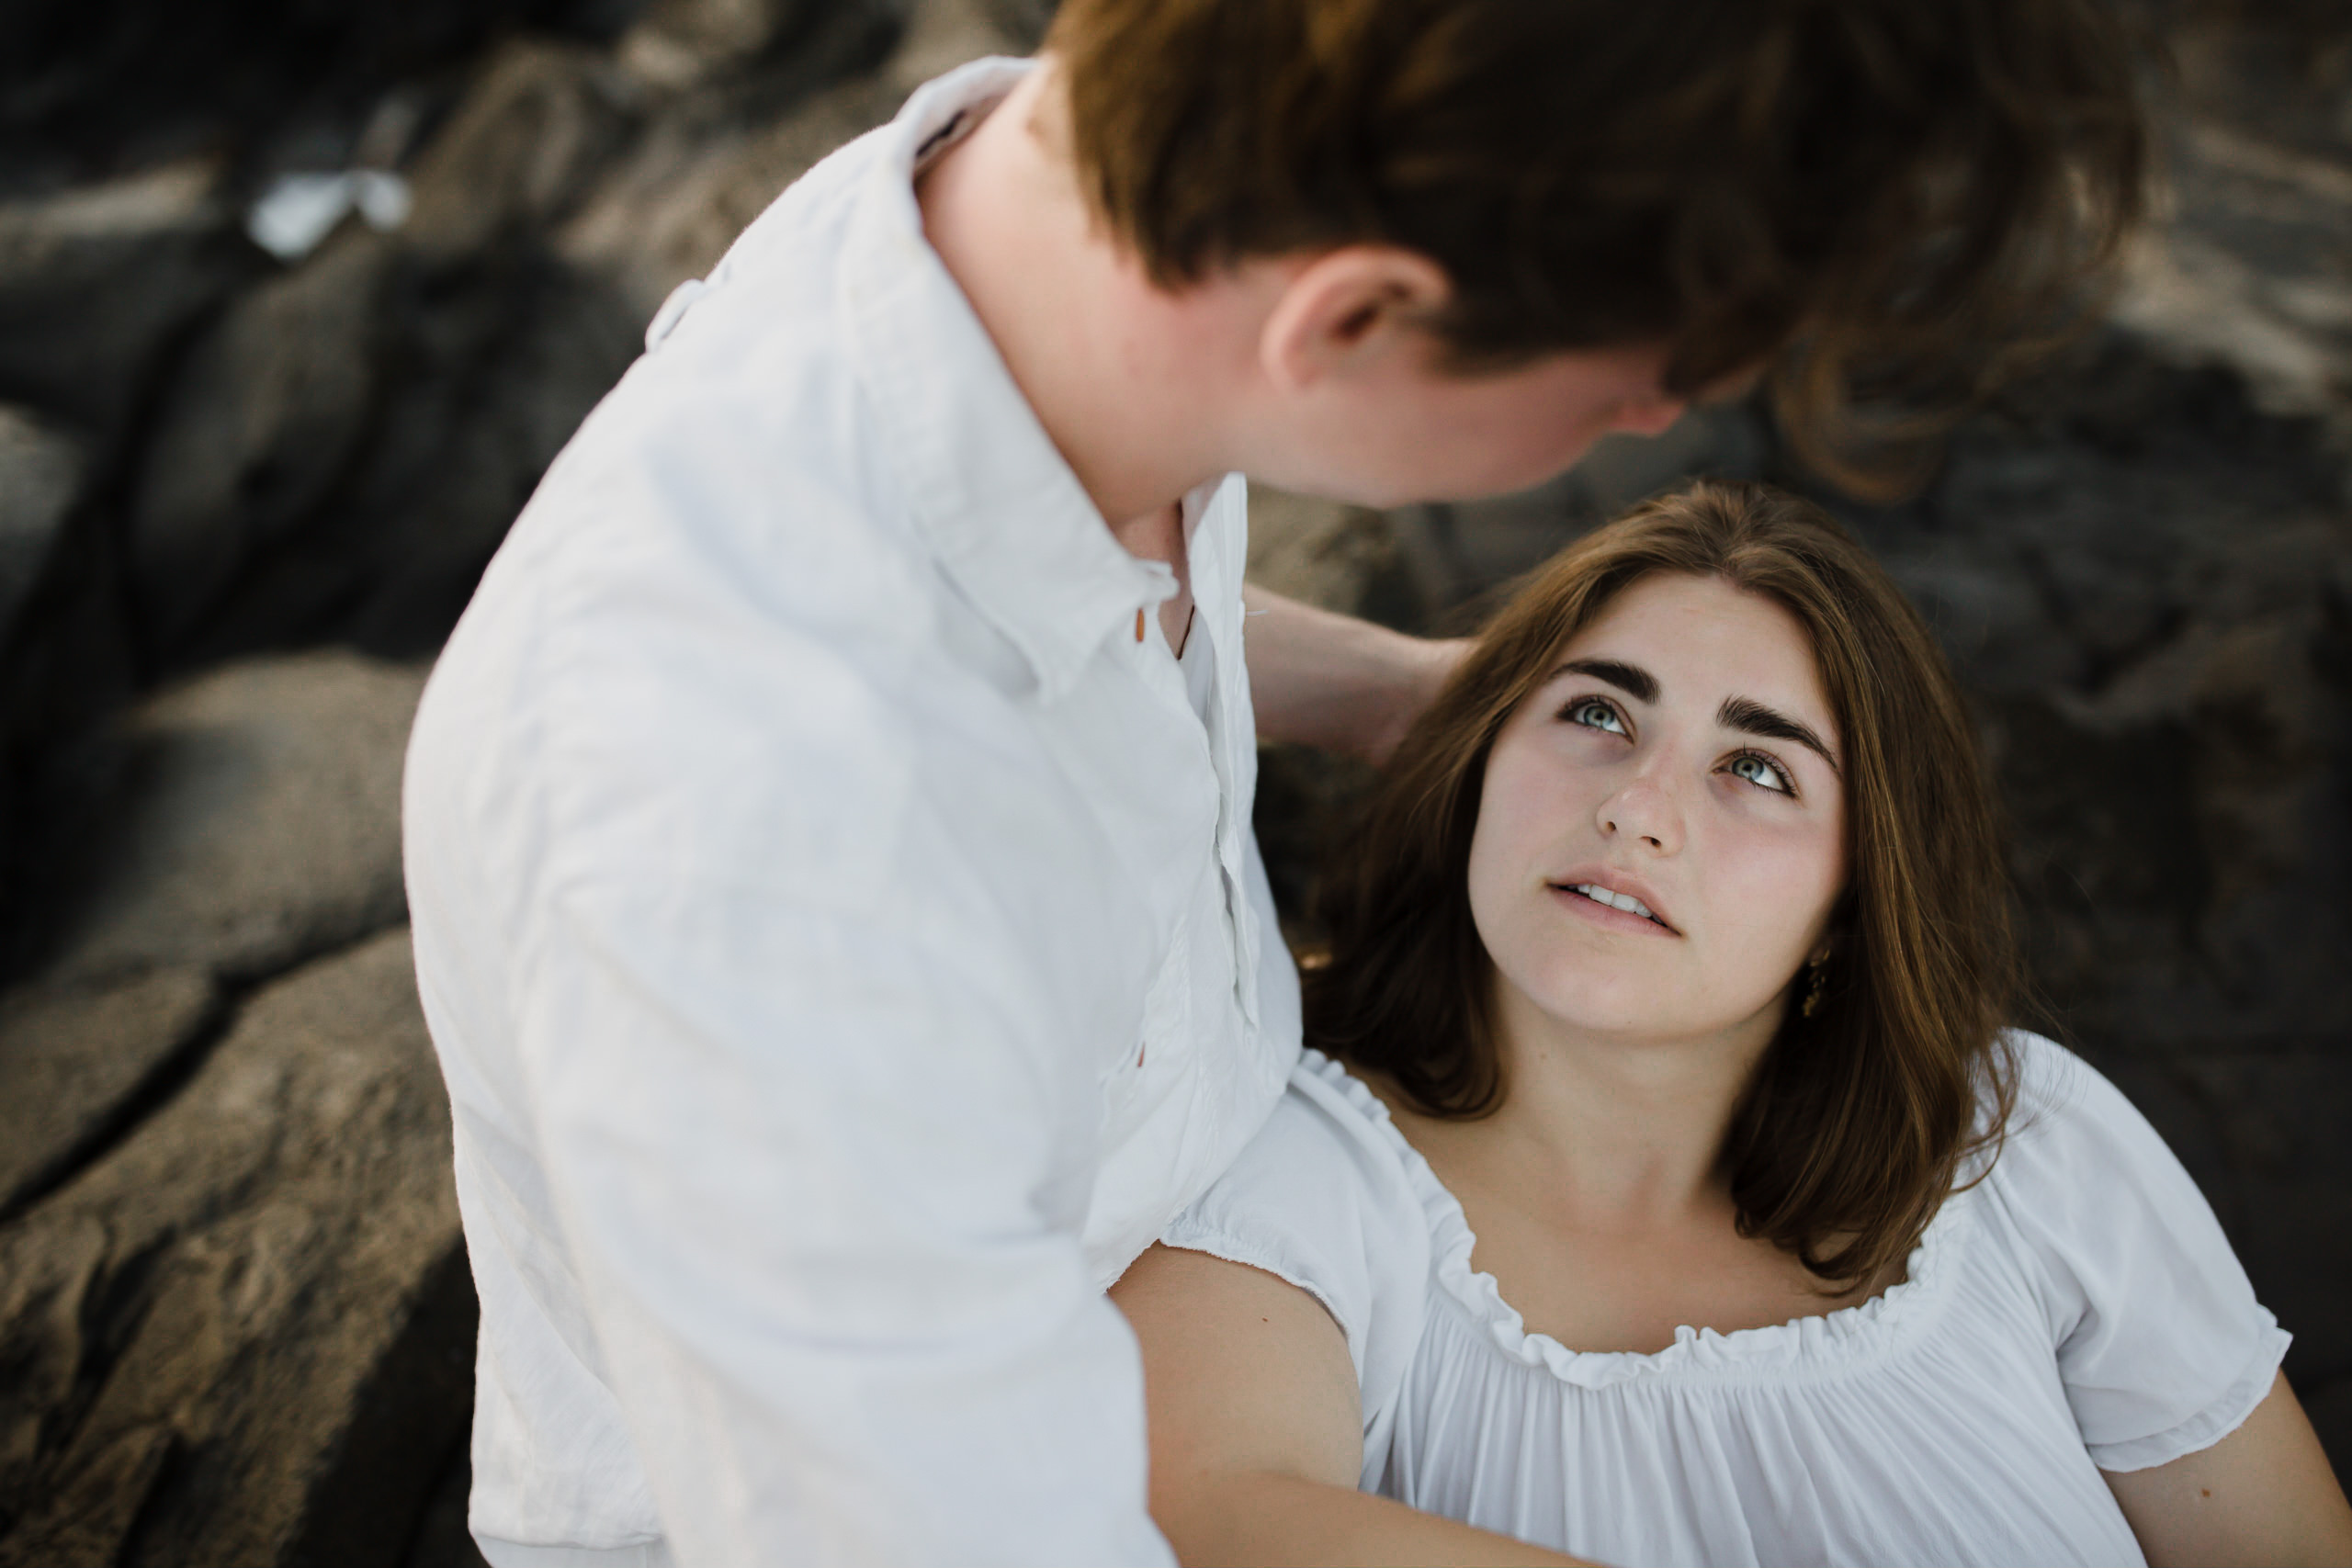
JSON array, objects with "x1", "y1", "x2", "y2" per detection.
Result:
[{"x1": 403, "y1": 1, "x2": 2143, "y2": 1562}]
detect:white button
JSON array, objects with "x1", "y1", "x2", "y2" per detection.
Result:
[{"x1": 645, "y1": 277, "x2": 710, "y2": 351}]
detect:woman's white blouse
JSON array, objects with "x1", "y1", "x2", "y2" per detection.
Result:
[{"x1": 1160, "y1": 1035, "x2": 2290, "y2": 1568}]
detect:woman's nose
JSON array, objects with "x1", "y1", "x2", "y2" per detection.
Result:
[{"x1": 1596, "y1": 773, "x2": 1683, "y2": 853}]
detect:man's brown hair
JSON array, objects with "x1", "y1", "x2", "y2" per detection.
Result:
[
  {"x1": 1305, "y1": 480, "x2": 2022, "y2": 1288},
  {"x1": 1050, "y1": 0, "x2": 2147, "y2": 491}
]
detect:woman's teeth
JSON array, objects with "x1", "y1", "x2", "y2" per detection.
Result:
[{"x1": 1568, "y1": 883, "x2": 1662, "y2": 924}]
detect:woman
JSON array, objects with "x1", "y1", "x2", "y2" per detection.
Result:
[{"x1": 1113, "y1": 481, "x2": 2352, "y2": 1567}]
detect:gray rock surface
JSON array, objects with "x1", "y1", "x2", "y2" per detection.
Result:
[
  {"x1": 0, "y1": 649, "x2": 422, "y2": 1280},
  {"x1": 0, "y1": 162, "x2": 262, "y2": 437},
  {"x1": 124, "y1": 42, "x2": 651, "y2": 671},
  {"x1": 400, "y1": 40, "x2": 640, "y2": 265},
  {"x1": 563, "y1": 0, "x2": 1007, "y2": 320},
  {"x1": 972, "y1": 0, "x2": 1054, "y2": 51},
  {"x1": 618, "y1": 0, "x2": 907, "y2": 91},
  {"x1": 402, "y1": 1454, "x2": 492, "y2": 1568},
  {"x1": 0, "y1": 966, "x2": 216, "y2": 1216},
  {"x1": 0, "y1": 0, "x2": 651, "y2": 216},
  {"x1": 559, "y1": 67, "x2": 904, "y2": 321},
  {"x1": 0, "y1": 929, "x2": 468, "y2": 1568},
  {"x1": 0, "y1": 405, "x2": 85, "y2": 645},
  {"x1": 0, "y1": 3, "x2": 2346, "y2": 1563},
  {"x1": 47, "y1": 650, "x2": 424, "y2": 986},
  {"x1": 128, "y1": 230, "x2": 398, "y2": 651}
]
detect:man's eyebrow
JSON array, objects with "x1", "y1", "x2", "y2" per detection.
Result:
[
  {"x1": 1718, "y1": 695, "x2": 1840, "y2": 773},
  {"x1": 1550, "y1": 658, "x2": 1658, "y2": 704}
]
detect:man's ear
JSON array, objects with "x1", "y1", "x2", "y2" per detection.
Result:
[{"x1": 1260, "y1": 246, "x2": 1453, "y2": 393}]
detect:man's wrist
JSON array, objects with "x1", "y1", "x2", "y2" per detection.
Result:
[
  {"x1": 1369, "y1": 633, "x2": 1469, "y2": 765},
  {"x1": 1240, "y1": 583, "x2": 1469, "y2": 765}
]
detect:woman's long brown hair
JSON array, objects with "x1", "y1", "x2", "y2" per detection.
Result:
[{"x1": 1306, "y1": 480, "x2": 2022, "y2": 1287}]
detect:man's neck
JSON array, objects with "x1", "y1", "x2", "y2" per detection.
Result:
[{"x1": 913, "y1": 62, "x2": 1252, "y2": 532}]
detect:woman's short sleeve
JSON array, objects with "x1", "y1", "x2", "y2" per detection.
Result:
[
  {"x1": 1986, "y1": 1032, "x2": 2292, "y2": 1472},
  {"x1": 1159, "y1": 1052, "x2": 1432, "y2": 1443}
]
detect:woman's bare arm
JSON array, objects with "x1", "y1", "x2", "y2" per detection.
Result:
[
  {"x1": 2105, "y1": 1373, "x2": 2352, "y2": 1568},
  {"x1": 1111, "y1": 1243, "x2": 1592, "y2": 1567}
]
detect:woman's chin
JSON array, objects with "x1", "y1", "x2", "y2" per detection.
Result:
[
  {"x1": 1512, "y1": 972, "x2": 1770, "y2": 1050},
  {"x1": 1521, "y1": 987, "x2": 1684, "y2": 1041}
]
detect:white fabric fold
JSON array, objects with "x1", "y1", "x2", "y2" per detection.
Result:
[{"x1": 1163, "y1": 1036, "x2": 2289, "y2": 1568}]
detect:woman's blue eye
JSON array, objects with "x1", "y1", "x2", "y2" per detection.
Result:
[
  {"x1": 1564, "y1": 698, "x2": 1627, "y2": 735},
  {"x1": 1726, "y1": 752, "x2": 1793, "y2": 794}
]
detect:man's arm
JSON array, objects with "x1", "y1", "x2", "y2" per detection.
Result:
[
  {"x1": 1241, "y1": 584, "x2": 1467, "y2": 765},
  {"x1": 521, "y1": 871, "x2": 1170, "y2": 1567},
  {"x1": 1112, "y1": 1243, "x2": 1592, "y2": 1568},
  {"x1": 2104, "y1": 1373, "x2": 2352, "y2": 1568}
]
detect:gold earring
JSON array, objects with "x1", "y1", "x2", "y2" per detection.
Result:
[{"x1": 1799, "y1": 959, "x2": 1828, "y2": 1019}]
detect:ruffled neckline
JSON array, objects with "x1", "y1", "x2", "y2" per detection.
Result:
[{"x1": 1297, "y1": 1050, "x2": 1973, "y2": 1390}]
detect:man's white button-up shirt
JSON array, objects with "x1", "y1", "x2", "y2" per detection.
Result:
[{"x1": 402, "y1": 57, "x2": 1300, "y2": 1568}]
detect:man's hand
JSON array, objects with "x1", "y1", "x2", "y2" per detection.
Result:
[{"x1": 1241, "y1": 584, "x2": 1470, "y2": 765}]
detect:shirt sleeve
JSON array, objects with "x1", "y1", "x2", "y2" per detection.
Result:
[
  {"x1": 1159, "y1": 1054, "x2": 1432, "y2": 1464},
  {"x1": 1986, "y1": 1032, "x2": 2291, "y2": 1472},
  {"x1": 505, "y1": 637, "x2": 1173, "y2": 1567}
]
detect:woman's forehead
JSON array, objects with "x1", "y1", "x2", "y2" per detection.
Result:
[{"x1": 1551, "y1": 574, "x2": 1835, "y2": 727}]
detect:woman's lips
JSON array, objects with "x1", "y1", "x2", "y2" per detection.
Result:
[{"x1": 1548, "y1": 881, "x2": 1679, "y2": 935}]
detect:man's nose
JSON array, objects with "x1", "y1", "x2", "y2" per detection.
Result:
[{"x1": 1609, "y1": 394, "x2": 1688, "y2": 439}]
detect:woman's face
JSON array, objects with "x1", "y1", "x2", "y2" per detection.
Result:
[{"x1": 1466, "y1": 572, "x2": 1849, "y2": 1051}]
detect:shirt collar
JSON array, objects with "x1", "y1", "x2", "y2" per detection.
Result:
[{"x1": 840, "y1": 57, "x2": 1168, "y2": 704}]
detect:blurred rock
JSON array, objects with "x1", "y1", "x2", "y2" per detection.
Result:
[
  {"x1": 1250, "y1": 742, "x2": 1377, "y2": 954},
  {"x1": 108, "y1": 0, "x2": 997, "y2": 672},
  {"x1": 620, "y1": 0, "x2": 909, "y2": 91},
  {"x1": 402, "y1": 1450, "x2": 491, "y2": 1568},
  {"x1": 2117, "y1": 122, "x2": 2352, "y2": 442},
  {"x1": 561, "y1": 69, "x2": 904, "y2": 320},
  {"x1": 1246, "y1": 487, "x2": 1419, "y2": 629},
  {"x1": 0, "y1": 929, "x2": 469, "y2": 1568},
  {"x1": 401, "y1": 40, "x2": 639, "y2": 264},
  {"x1": 565, "y1": 0, "x2": 997, "y2": 319},
  {"x1": 135, "y1": 41, "x2": 653, "y2": 670},
  {"x1": 128, "y1": 230, "x2": 397, "y2": 655},
  {"x1": 1826, "y1": 333, "x2": 2352, "y2": 1056},
  {"x1": 0, "y1": 966, "x2": 217, "y2": 1217},
  {"x1": 0, "y1": 0, "x2": 650, "y2": 195},
  {"x1": 210, "y1": 249, "x2": 642, "y2": 662},
  {"x1": 1243, "y1": 487, "x2": 1408, "y2": 948},
  {"x1": 0, "y1": 162, "x2": 262, "y2": 438},
  {"x1": 46, "y1": 651, "x2": 424, "y2": 987},
  {"x1": 973, "y1": 0, "x2": 1056, "y2": 51},
  {"x1": 2159, "y1": 1, "x2": 2352, "y2": 166},
  {"x1": 0, "y1": 406, "x2": 84, "y2": 646}
]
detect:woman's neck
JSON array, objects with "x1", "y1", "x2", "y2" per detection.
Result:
[
  {"x1": 1439, "y1": 979, "x2": 1783, "y2": 1230},
  {"x1": 1374, "y1": 980, "x2": 1874, "y2": 1355}
]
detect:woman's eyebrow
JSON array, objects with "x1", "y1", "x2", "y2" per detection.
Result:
[
  {"x1": 1552, "y1": 657, "x2": 1658, "y2": 703},
  {"x1": 1719, "y1": 695, "x2": 1840, "y2": 773}
]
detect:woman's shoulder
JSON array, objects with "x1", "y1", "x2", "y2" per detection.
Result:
[
  {"x1": 1170, "y1": 1050, "x2": 1433, "y2": 1248},
  {"x1": 1159, "y1": 1050, "x2": 1438, "y2": 1399},
  {"x1": 1983, "y1": 1029, "x2": 2180, "y2": 1184},
  {"x1": 1976, "y1": 1032, "x2": 2289, "y2": 1471}
]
